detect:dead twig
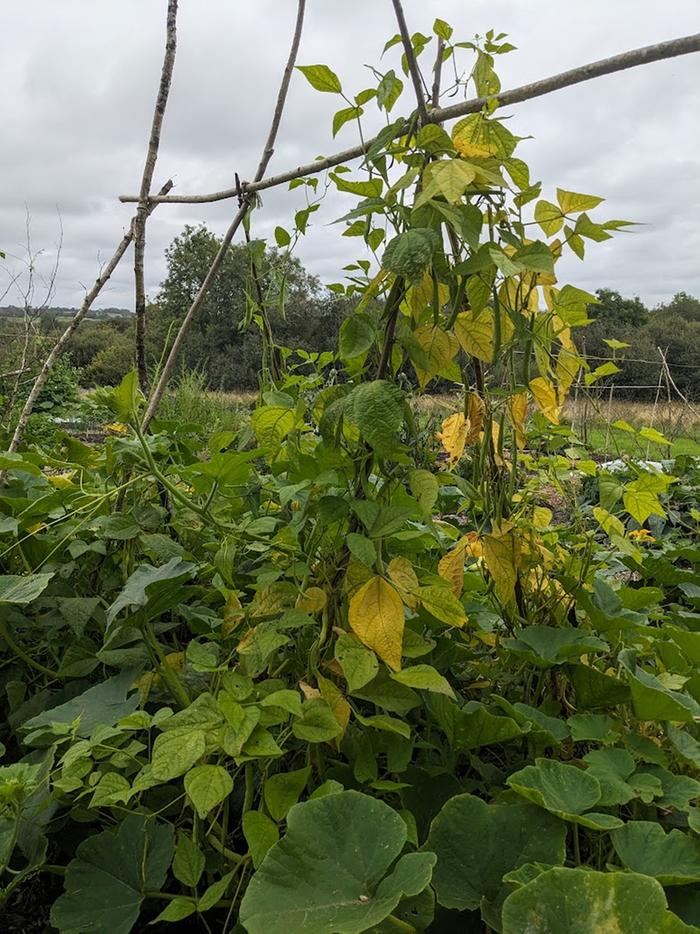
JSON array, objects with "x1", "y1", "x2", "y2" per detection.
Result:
[
  {"x1": 134, "y1": 0, "x2": 178, "y2": 393},
  {"x1": 140, "y1": 0, "x2": 307, "y2": 430}
]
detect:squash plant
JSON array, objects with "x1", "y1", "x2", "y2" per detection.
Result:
[{"x1": 1, "y1": 16, "x2": 700, "y2": 934}]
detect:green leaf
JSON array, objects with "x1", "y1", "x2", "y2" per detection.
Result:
[
  {"x1": 292, "y1": 698, "x2": 342, "y2": 743},
  {"x1": 507, "y1": 758, "x2": 623, "y2": 830},
  {"x1": 152, "y1": 897, "x2": 196, "y2": 923},
  {"x1": 428, "y1": 696, "x2": 525, "y2": 751},
  {"x1": 612, "y1": 822, "x2": 700, "y2": 885},
  {"x1": 106, "y1": 558, "x2": 194, "y2": 625},
  {"x1": 433, "y1": 18, "x2": 453, "y2": 40},
  {"x1": 622, "y1": 660, "x2": 700, "y2": 723},
  {"x1": 503, "y1": 626, "x2": 607, "y2": 668},
  {"x1": 417, "y1": 586, "x2": 467, "y2": 627},
  {"x1": 239, "y1": 791, "x2": 437, "y2": 934},
  {"x1": 335, "y1": 632, "x2": 379, "y2": 692},
  {"x1": 274, "y1": 225, "x2": 290, "y2": 247},
  {"x1": 502, "y1": 867, "x2": 690, "y2": 934},
  {"x1": 346, "y1": 380, "x2": 405, "y2": 452},
  {"x1": 382, "y1": 228, "x2": 441, "y2": 283},
  {"x1": 50, "y1": 814, "x2": 174, "y2": 934},
  {"x1": 185, "y1": 764, "x2": 232, "y2": 819},
  {"x1": 0, "y1": 573, "x2": 53, "y2": 605},
  {"x1": 391, "y1": 664, "x2": 455, "y2": 697},
  {"x1": 264, "y1": 766, "x2": 311, "y2": 821},
  {"x1": 23, "y1": 669, "x2": 140, "y2": 741},
  {"x1": 243, "y1": 810, "x2": 279, "y2": 868},
  {"x1": 427, "y1": 794, "x2": 566, "y2": 910},
  {"x1": 151, "y1": 728, "x2": 206, "y2": 782},
  {"x1": 333, "y1": 105, "x2": 362, "y2": 136},
  {"x1": 339, "y1": 314, "x2": 375, "y2": 361},
  {"x1": 251, "y1": 405, "x2": 296, "y2": 450},
  {"x1": 377, "y1": 69, "x2": 403, "y2": 112},
  {"x1": 198, "y1": 870, "x2": 235, "y2": 911},
  {"x1": 109, "y1": 370, "x2": 142, "y2": 421},
  {"x1": 296, "y1": 64, "x2": 342, "y2": 93},
  {"x1": 172, "y1": 832, "x2": 205, "y2": 888}
]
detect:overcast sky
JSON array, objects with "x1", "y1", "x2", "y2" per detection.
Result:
[{"x1": 1, "y1": 1, "x2": 698, "y2": 311}]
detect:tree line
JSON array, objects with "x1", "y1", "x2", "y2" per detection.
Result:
[{"x1": 2, "y1": 224, "x2": 699, "y2": 400}]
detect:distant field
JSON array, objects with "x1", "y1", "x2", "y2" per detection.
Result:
[{"x1": 197, "y1": 391, "x2": 700, "y2": 457}]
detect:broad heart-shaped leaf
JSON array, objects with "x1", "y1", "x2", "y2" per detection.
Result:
[
  {"x1": 426, "y1": 794, "x2": 566, "y2": 911},
  {"x1": 382, "y1": 228, "x2": 440, "y2": 283},
  {"x1": 346, "y1": 380, "x2": 405, "y2": 453},
  {"x1": 250, "y1": 405, "x2": 296, "y2": 451},
  {"x1": 619, "y1": 651, "x2": 700, "y2": 723},
  {"x1": 151, "y1": 727, "x2": 206, "y2": 781},
  {"x1": 50, "y1": 814, "x2": 174, "y2": 934},
  {"x1": 503, "y1": 625, "x2": 608, "y2": 668},
  {"x1": 239, "y1": 791, "x2": 436, "y2": 934},
  {"x1": 501, "y1": 867, "x2": 691, "y2": 934},
  {"x1": 348, "y1": 576, "x2": 405, "y2": 671},
  {"x1": 106, "y1": 557, "x2": 195, "y2": 625},
  {"x1": 0, "y1": 572, "x2": 53, "y2": 605},
  {"x1": 454, "y1": 308, "x2": 494, "y2": 362},
  {"x1": 507, "y1": 758, "x2": 623, "y2": 830},
  {"x1": 339, "y1": 313, "x2": 375, "y2": 361},
  {"x1": 612, "y1": 822, "x2": 700, "y2": 885},
  {"x1": 428, "y1": 695, "x2": 525, "y2": 752},
  {"x1": 23, "y1": 669, "x2": 140, "y2": 741}
]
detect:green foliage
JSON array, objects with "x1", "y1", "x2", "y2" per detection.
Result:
[{"x1": 1, "y1": 17, "x2": 699, "y2": 934}]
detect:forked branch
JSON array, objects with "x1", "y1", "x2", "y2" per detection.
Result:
[
  {"x1": 140, "y1": 0, "x2": 307, "y2": 430},
  {"x1": 119, "y1": 32, "x2": 700, "y2": 206}
]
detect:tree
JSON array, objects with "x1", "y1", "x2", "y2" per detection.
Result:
[{"x1": 148, "y1": 224, "x2": 348, "y2": 389}]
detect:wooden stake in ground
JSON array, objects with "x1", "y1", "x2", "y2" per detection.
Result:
[
  {"x1": 133, "y1": 0, "x2": 179, "y2": 393},
  {"x1": 140, "y1": 0, "x2": 307, "y2": 431}
]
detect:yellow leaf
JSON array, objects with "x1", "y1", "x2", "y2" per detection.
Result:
[
  {"x1": 454, "y1": 309, "x2": 494, "y2": 362},
  {"x1": 299, "y1": 681, "x2": 321, "y2": 699},
  {"x1": 534, "y1": 200, "x2": 564, "y2": 236},
  {"x1": 482, "y1": 522, "x2": 519, "y2": 604},
  {"x1": 461, "y1": 531, "x2": 484, "y2": 560},
  {"x1": 223, "y1": 591, "x2": 244, "y2": 634},
  {"x1": 317, "y1": 674, "x2": 351, "y2": 735},
  {"x1": 438, "y1": 543, "x2": 466, "y2": 596},
  {"x1": 348, "y1": 576, "x2": 405, "y2": 671},
  {"x1": 532, "y1": 506, "x2": 553, "y2": 529},
  {"x1": 387, "y1": 557, "x2": 419, "y2": 610},
  {"x1": 508, "y1": 392, "x2": 528, "y2": 449},
  {"x1": 296, "y1": 587, "x2": 327, "y2": 614},
  {"x1": 424, "y1": 158, "x2": 477, "y2": 203},
  {"x1": 451, "y1": 114, "x2": 501, "y2": 158},
  {"x1": 412, "y1": 325, "x2": 459, "y2": 389},
  {"x1": 465, "y1": 392, "x2": 486, "y2": 443},
  {"x1": 556, "y1": 347, "x2": 582, "y2": 397},
  {"x1": 556, "y1": 188, "x2": 604, "y2": 214},
  {"x1": 436, "y1": 412, "x2": 468, "y2": 468},
  {"x1": 529, "y1": 377, "x2": 562, "y2": 424},
  {"x1": 405, "y1": 273, "x2": 433, "y2": 319}
]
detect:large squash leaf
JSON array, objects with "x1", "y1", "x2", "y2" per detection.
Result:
[
  {"x1": 50, "y1": 814, "x2": 174, "y2": 934},
  {"x1": 239, "y1": 791, "x2": 436, "y2": 933}
]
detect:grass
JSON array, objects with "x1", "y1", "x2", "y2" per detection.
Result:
[{"x1": 163, "y1": 383, "x2": 700, "y2": 459}]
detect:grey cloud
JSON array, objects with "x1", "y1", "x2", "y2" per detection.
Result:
[{"x1": 1, "y1": 0, "x2": 698, "y2": 310}]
